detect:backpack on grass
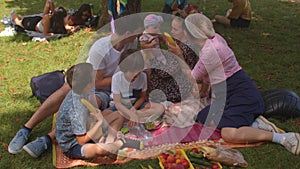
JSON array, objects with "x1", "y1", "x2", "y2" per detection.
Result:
[{"x1": 30, "y1": 70, "x2": 65, "y2": 103}]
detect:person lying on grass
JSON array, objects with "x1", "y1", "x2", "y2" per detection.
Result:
[
  {"x1": 54, "y1": 63, "x2": 143, "y2": 159},
  {"x1": 11, "y1": 0, "x2": 72, "y2": 36}
]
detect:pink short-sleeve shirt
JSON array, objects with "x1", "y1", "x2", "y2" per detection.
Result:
[{"x1": 191, "y1": 33, "x2": 241, "y2": 84}]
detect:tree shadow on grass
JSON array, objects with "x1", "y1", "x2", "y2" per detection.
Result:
[{"x1": 4, "y1": 0, "x2": 101, "y2": 16}]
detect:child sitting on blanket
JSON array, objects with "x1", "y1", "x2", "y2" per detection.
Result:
[
  {"x1": 107, "y1": 49, "x2": 165, "y2": 129},
  {"x1": 55, "y1": 63, "x2": 143, "y2": 159}
]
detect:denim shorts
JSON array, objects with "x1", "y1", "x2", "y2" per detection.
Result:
[
  {"x1": 64, "y1": 144, "x2": 89, "y2": 159},
  {"x1": 90, "y1": 89, "x2": 111, "y2": 111}
]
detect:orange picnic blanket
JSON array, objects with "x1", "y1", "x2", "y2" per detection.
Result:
[{"x1": 52, "y1": 112, "x2": 264, "y2": 168}]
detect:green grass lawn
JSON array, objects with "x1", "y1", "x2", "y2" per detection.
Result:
[{"x1": 0, "y1": 0, "x2": 300, "y2": 168}]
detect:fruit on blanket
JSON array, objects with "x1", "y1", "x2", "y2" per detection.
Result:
[
  {"x1": 164, "y1": 32, "x2": 176, "y2": 46},
  {"x1": 175, "y1": 164, "x2": 185, "y2": 169},
  {"x1": 160, "y1": 152, "x2": 168, "y2": 159},
  {"x1": 159, "y1": 149, "x2": 190, "y2": 169},
  {"x1": 190, "y1": 148, "x2": 200, "y2": 154},
  {"x1": 212, "y1": 164, "x2": 220, "y2": 169},
  {"x1": 167, "y1": 155, "x2": 176, "y2": 163},
  {"x1": 80, "y1": 98, "x2": 98, "y2": 114},
  {"x1": 181, "y1": 159, "x2": 189, "y2": 168}
]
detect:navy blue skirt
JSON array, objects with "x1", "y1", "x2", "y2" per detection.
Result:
[{"x1": 195, "y1": 70, "x2": 264, "y2": 129}]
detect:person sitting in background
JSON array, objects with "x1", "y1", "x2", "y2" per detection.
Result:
[
  {"x1": 162, "y1": 0, "x2": 188, "y2": 15},
  {"x1": 55, "y1": 63, "x2": 143, "y2": 160},
  {"x1": 214, "y1": 0, "x2": 252, "y2": 28},
  {"x1": 66, "y1": 4, "x2": 93, "y2": 27},
  {"x1": 174, "y1": 4, "x2": 202, "y2": 18}
]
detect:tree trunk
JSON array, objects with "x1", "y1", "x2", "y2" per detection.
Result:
[
  {"x1": 127, "y1": 0, "x2": 141, "y2": 14},
  {"x1": 97, "y1": 0, "x2": 111, "y2": 29}
]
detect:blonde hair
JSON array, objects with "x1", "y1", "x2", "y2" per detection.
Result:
[{"x1": 184, "y1": 13, "x2": 215, "y2": 40}]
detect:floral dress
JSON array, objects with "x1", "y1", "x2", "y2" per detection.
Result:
[
  {"x1": 176, "y1": 39, "x2": 198, "y2": 70},
  {"x1": 146, "y1": 50, "x2": 193, "y2": 103}
]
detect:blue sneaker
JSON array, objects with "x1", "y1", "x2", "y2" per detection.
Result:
[
  {"x1": 23, "y1": 136, "x2": 50, "y2": 158},
  {"x1": 8, "y1": 128, "x2": 30, "y2": 154}
]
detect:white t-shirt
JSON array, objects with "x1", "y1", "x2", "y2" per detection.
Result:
[
  {"x1": 86, "y1": 35, "x2": 138, "y2": 91},
  {"x1": 111, "y1": 71, "x2": 147, "y2": 105}
]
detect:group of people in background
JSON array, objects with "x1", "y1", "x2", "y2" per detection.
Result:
[
  {"x1": 163, "y1": 0, "x2": 252, "y2": 28},
  {"x1": 7, "y1": 0, "x2": 299, "y2": 162},
  {"x1": 10, "y1": 0, "x2": 93, "y2": 36},
  {"x1": 8, "y1": 0, "x2": 252, "y2": 37}
]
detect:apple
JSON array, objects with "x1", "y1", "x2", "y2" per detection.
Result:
[
  {"x1": 160, "y1": 153, "x2": 168, "y2": 160},
  {"x1": 212, "y1": 164, "x2": 220, "y2": 169},
  {"x1": 181, "y1": 159, "x2": 189, "y2": 169},
  {"x1": 190, "y1": 148, "x2": 199, "y2": 154},
  {"x1": 167, "y1": 155, "x2": 176, "y2": 163}
]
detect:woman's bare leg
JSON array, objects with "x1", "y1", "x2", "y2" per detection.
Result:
[
  {"x1": 221, "y1": 126, "x2": 273, "y2": 144},
  {"x1": 214, "y1": 15, "x2": 231, "y2": 26},
  {"x1": 11, "y1": 13, "x2": 23, "y2": 27},
  {"x1": 43, "y1": 0, "x2": 55, "y2": 15}
]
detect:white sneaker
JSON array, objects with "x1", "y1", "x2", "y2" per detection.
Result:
[
  {"x1": 253, "y1": 115, "x2": 281, "y2": 133},
  {"x1": 225, "y1": 9, "x2": 232, "y2": 17},
  {"x1": 282, "y1": 132, "x2": 300, "y2": 155}
]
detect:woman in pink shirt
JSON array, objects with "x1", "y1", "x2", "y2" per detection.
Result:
[{"x1": 184, "y1": 13, "x2": 299, "y2": 155}]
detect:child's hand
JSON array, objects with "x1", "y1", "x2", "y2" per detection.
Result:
[
  {"x1": 129, "y1": 113, "x2": 139, "y2": 128},
  {"x1": 128, "y1": 120, "x2": 136, "y2": 128}
]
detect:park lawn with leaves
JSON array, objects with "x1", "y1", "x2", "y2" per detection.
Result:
[{"x1": 0, "y1": 0, "x2": 299, "y2": 168}]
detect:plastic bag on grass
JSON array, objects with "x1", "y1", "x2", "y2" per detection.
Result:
[{"x1": 206, "y1": 144, "x2": 248, "y2": 167}]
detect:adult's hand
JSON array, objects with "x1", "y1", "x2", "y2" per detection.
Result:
[{"x1": 166, "y1": 40, "x2": 183, "y2": 56}]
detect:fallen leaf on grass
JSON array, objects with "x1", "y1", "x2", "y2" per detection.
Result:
[
  {"x1": 41, "y1": 156, "x2": 47, "y2": 161},
  {"x1": 44, "y1": 48, "x2": 52, "y2": 52},
  {"x1": 2, "y1": 143, "x2": 8, "y2": 151},
  {"x1": 17, "y1": 58, "x2": 26, "y2": 62},
  {"x1": 0, "y1": 76, "x2": 6, "y2": 80},
  {"x1": 15, "y1": 117, "x2": 21, "y2": 122},
  {"x1": 41, "y1": 40, "x2": 49, "y2": 44},
  {"x1": 261, "y1": 32, "x2": 271, "y2": 37}
]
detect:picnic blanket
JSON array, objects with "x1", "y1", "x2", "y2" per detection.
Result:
[
  {"x1": 52, "y1": 115, "x2": 264, "y2": 168},
  {"x1": 52, "y1": 98, "x2": 271, "y2": 168}
]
